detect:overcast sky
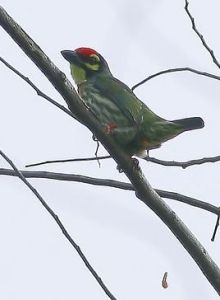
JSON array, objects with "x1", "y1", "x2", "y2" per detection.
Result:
[{"x1": 1, "y1": 0, "x2": 220, "y2": 299}]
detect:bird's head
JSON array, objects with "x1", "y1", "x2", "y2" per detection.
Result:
[{"x1": 61, "y1": 47, "x2": 111, "y2": 85}]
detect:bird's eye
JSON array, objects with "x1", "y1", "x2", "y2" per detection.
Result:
[{"x1": 89, "y1": 54, "x2": 100, "y2": 64}]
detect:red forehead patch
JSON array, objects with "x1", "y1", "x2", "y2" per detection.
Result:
[{"x1": 75, "y1": 47, "x2": 97, "y2": 56}]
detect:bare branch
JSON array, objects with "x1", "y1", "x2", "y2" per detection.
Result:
[
  {"x1": 211, "y1": 216, "x2": 220, "y2": 242},
  {"x1": 1, "y1": 6, "x2": 220, "y2": 294},
  {"x1": 25, "y1": 155, "x2": 111, "y2": 168},
  {"x1": 0, "y1": 150, "x2": 117, "y2": 300},
  {"x1": 26, "y1": 153, "x2": 220, "y2": 169},
  {"x1": 132, "y1": 67, "x2": 220, "y2": 90},
  {"x1": 0, "y1": 167, "x2": 219, "y2": 216},
  {"x1": 184, "y1": 0, "x2": 220, "y2": 69},
  {"x1": 145, "y1": 155, "x2": 220, "y2": 168},
  {"x1": 0, "y1": 56, "x2": 76, "y2": 120}
]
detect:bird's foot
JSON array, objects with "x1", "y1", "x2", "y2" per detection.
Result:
[
  {"x1": 132, "y1": 157, "x2": 140, "y2": 171},
  {"x1": 116, "y1": 158, "x2": 140, "y2": 173}
]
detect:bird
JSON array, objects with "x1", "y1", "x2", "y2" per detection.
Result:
[{"x1": 61, "y1": 47, "x2": 204, "y2": 158}]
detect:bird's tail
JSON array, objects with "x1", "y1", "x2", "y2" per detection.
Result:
[{"x1": 173, "y1": 117, "x2": 204, "y2": 132}]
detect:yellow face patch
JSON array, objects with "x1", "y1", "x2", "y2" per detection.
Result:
[{"x1": 70, "y1": 64, "x2": 86, "y2": 85}]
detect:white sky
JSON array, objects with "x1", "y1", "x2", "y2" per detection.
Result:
[{"x1": 1, "y1": 0, "x2": 220, "y2": 299}]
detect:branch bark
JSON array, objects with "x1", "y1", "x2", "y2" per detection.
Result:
[
  {"x1": 1, "y1": 6, "x2": 220, "y2": 294},
  {"x1": 0, "y1": 167, "x2": 219, "y2": 216}
]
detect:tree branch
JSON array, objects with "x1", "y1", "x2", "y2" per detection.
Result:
[
  {"x1": 0, "y1": 167, "x2": 219, "y2": 217},
  {"x1": 25, "y1": 153, "x2": 220, "y2": 169},
  {"x1": 0, "y1": 56, "x2": 76, "y2": 120},
  {"x1": 145, "y1": 155, "x2": 220, "y2": 168},
  {"x1": 1, "y1": 6, "x2": 220, "y2": 294},
  {"x1": 0, "y1": 150, "x2": 117, "y2": 300},
  {"x1": 184, "y1": 0, "x2": 220, "y2": 69},
  {"x1": 211, "y1": 216, "x2": 220, "y2": 242},
  {"x1": 132, "y1": 67, "x2": 220, "y2": 91},
  {"x1": 25, "y1": 155, "x2": 111, "y2": 168}
]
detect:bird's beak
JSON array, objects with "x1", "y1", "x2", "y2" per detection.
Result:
[{"x1": 61, "y1": 50, "x2": 79, "y2": 64}]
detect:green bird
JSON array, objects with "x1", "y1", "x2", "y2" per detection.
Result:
[{"x1": 61, "y1": 47, "x2": 204, "y2": 157}]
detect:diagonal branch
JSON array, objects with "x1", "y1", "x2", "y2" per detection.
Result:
[
  {"x1": 145, "y1": 155, "x2": 220, "y2": 168},
  {"x1": 132, "y1": 67, "x2": 220, "y2": 90},
  {"x1": 0, "y1": 150, "x2": 117, "y2": 300},
  {"x1": 1, "y1": 6, "x2": 220, "y2": 294},
  {"x1": 184, "y1": 0, "x2": 220, "y2": 69},
  {"x1": 0, "y1": 56, "x2": 76, "y2": 120},
  {"x1": 0, "y1": 167, "x2": 219, "y2": 217}
]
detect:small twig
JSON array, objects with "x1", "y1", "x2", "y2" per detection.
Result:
[
  {"x1": 0, "y1": 56, "x2": 76, "y2": 120},
  {"x1": 0, "y1": 167, "x2": 219, "y2": 217},
  {"x1": 0, "y1": 150, "x2": 117, "y2": 300},
  {"x1": 25, "y1": 155, "x2": 111, "y2": 168},
  {"x1": 211, "y1": 216, "x2": 220, "y2": 242},
  {"x1": 132, "y1": 67, "x2": 220, "y2": 90},
  {"x1": 184, "y1": 0, "x2": 220, "y2": 69},
  {"x1": 93, "y1": 134, "x2": 101, "y2": 168},
  {"x1": 26, "y1": 154, "x2": 220, "y2": 169},
  {"x1": 145, "y1": 155, "x2": 220, "y2": 169}
]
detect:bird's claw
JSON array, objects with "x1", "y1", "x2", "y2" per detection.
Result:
[
  {"x1": 116, "y1": 158, "x2": 140, "y2": 173},
  {"x1": 132, "y1": 157, "x2": 140, "y2": 171}
]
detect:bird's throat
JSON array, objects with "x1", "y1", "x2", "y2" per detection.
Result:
[{"x1": 70, "y1": 64, "x2": 86, "y2": 85}]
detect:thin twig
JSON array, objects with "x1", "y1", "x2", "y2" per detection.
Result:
[
  {"x1": 25, "y1": 155, "x2": 111, "y2": 168},
  {"x1": 145, "y1": 155, "x2": 220, "y2": 169},
  {"x1": 132, "y1": 67, "x2": 220, "y2": 90},
  {"x1": 0, "y1": 167, "x2": 219, "y2": 217},
  {"x1": 0, "y1": 56, "x2": 76, "y2": 120},
  {"x1": 26, "y1": 154, "x2": 220, "y2": 169},
  {"x1": 184, "y1": 0, "x2": 220, "y2": 69},
  {"x1": 0, "y1": 150, "x2": 117, "y2": 300},
  {"x1": 93, "y1": 134, "x2": 102, "y2": 168},
  {"x1": 211, "y1": 216, "x2": 220, "y2": 242}
]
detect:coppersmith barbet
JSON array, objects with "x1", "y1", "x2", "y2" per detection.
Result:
[{"x1": 61, "y1": 47, "x2": 204, "y2": 157}]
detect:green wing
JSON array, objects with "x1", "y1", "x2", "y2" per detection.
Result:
[
  {"x1": 93, "y1": 75, "x2": 178, "y2": 148},
  {"x1": 94, "y1": 76, "x2": 145, "y2": 125}
]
